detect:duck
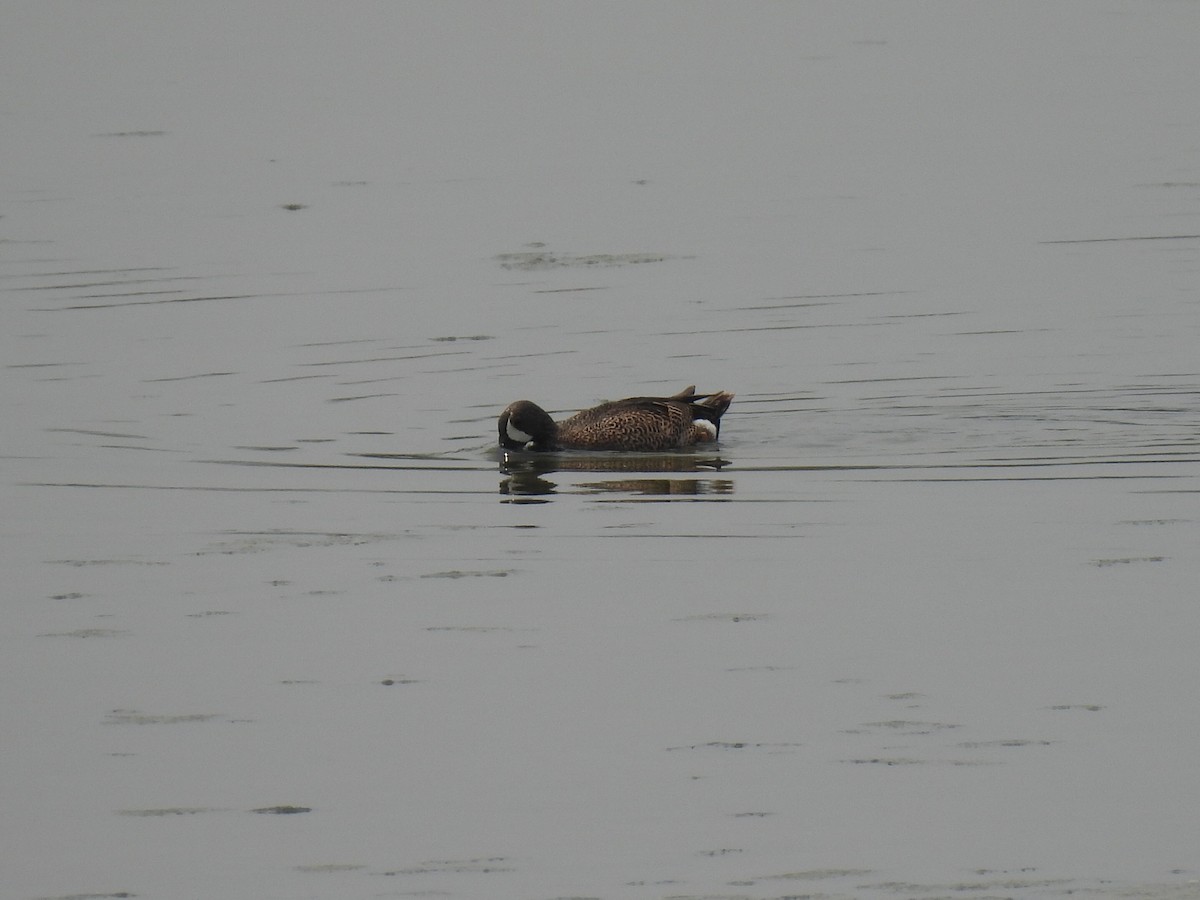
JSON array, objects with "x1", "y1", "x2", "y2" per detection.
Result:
[{"x1": 498, "y1": 385, "x2": 734, "y2": 452}]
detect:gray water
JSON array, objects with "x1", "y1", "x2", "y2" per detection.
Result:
[{"x1": 4, "y1": 4, "x2": 1200, "y2": 899}]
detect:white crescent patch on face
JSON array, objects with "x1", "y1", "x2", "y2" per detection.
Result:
[{"x1": 506, "y1": 421, "x2": 534, "y2": 445}]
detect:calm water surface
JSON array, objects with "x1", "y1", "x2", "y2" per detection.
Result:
[{"x1": 4, "y1": 4, "x2": 1200, "y2": 899}]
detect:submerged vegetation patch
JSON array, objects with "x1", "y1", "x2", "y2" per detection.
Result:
[
  {"x1": 38, "y1": 628, "x2": 128, "y2": 638},
  {"x1": 420, "y1": 569, "x2": 512, "y2": 579},
  {"x1": 1090, "y1": 556, "x2": 1167, "y2": 567},
  {"x1": 495, "y1": 249, "x2": 676, "y2": 270},
  {"x1": 103, "y1": 709, "x2": 221, "y2": 725},
  {"x1": 376, "y1": 856, "x2": 514, "y2": 876}
]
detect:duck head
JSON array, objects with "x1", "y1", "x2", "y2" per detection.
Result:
[{"x1": 498, "y1": 400, "x2": 558, "y2": 450}]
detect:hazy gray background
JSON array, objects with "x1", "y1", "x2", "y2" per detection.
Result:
[{"x1": 3, "y1": 3, "x2": 1198, "y2": 898}]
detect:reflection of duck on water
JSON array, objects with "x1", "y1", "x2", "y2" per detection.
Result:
[
  {"x1": 498, "y1": 385, "x2": 734, "y2": 452},
  {"x1": 500, "y1": 453, "x2": 730, "y2": 475},
  {"x1": 501, "y1": 471, "x2": 734, "y2": 499},
  {"x1": 499, "y1": 448, "x2": 731, "y2": 498}
]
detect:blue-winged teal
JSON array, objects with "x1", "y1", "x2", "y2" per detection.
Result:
[{"x1": 498, "y1": 385, "x2": 734, "y2": 452}]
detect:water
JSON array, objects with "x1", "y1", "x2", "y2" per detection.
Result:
[{"x1": 4, "y1": 3, "x2": 1199, "y2": 899}]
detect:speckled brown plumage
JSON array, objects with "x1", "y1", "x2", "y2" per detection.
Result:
[{"x1": 498, "y1": 385, "x2": 734, "y2": 452}]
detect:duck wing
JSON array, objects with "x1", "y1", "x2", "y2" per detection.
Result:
[{"x1": 555, "y1": 397, "x2": 689, "y2": 451}]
